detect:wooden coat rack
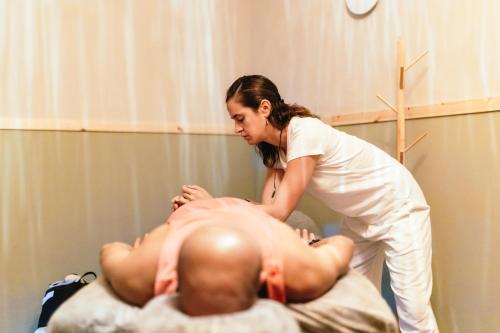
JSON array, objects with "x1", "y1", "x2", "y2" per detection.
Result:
[{"x1": 376, "y1": 37, "x2": 428, "y2": 164}]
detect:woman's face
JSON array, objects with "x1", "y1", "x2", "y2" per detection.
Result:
[{"x1": 227, "y1": 98, "x2": 269, "y2": 145}]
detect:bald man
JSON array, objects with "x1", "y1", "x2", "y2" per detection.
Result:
[
  {"x1": 100, "y1": 198, "x2": 353, "y2": 315},
  {"x1": 177, "y1": 225, "x2": 263, "y2": 315}
]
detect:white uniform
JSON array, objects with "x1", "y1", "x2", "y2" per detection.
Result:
[{"x1": 279, "y1": 117, "x2": 438, "y2": 333}]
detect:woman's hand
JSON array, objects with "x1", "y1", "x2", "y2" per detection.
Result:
[
  {"x1": 133, "y1": 233, "x2": 149, "y2": 249},
  {"x1": 181, "y1": 185, "x2": 213, "y2": 201},
  {"x1": 171, "y1": 195, "x2": 185, "y2": 211},
  {"x1": 171, "y1": 185, "x2": 213, "y2": 211},
  {"x1": 295, "y1": 228, "x2": 319, "y2": 245}
]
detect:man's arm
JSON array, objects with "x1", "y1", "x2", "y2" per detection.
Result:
[
  {"x1": 313, "y1": 235, "x2": 354, "y2": 277},
  {"x1": 282, "y1": 233, "x2": 354, "y2": 302},
  {"x1": 100, "y1": 242, "x2": 154, "y2": 306},
  {"x1": 100, "y1": 224, "x2": 169, "y2": 306}
]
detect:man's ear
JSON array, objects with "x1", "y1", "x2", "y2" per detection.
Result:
[{"x1": 258, "y1": 99, "x2": 272, "y2": 118}]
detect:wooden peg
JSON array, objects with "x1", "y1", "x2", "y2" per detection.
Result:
[
  {"x1": 399, "y1": 151, "x2": 404, "y2": 164},
  {"x1": 399, "y1": 67, "x2": 405, "y2": 89},
  {"x1": 405, "y1": 50, "x2": 428, "y2": 72},
  {"x1": 376, "y1": 94, "x2": 398, "y2": 113},
  {"x1": 405, "y1": 133, "x2": 427, "y2": 152}
]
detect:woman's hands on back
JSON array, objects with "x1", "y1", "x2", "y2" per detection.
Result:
[{"x1": 171, "y1": 185, "x2": 213, "y2": 211}]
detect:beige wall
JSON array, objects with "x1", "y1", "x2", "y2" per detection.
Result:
[
  {"x1": 2, "y1": 0, "x2": 499, "y2": 130},
  {"x1": 249, "y1": 0, "x2": 500, "y2": 116},
  {"x1": 408, "y1": 113, "x2": 500, "y2": 332},
  {"x1": 0, "y1": 0, "x2": 252, "y2": 129},
  {"x1": 0, "y1": 131, "x2": 258, "y2": 332}
]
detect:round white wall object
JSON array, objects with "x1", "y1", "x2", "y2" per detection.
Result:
[{"x1": 345, "y1": 0, "x2": 378, "y2": 15}]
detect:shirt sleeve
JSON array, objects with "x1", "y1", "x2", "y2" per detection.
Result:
[{"x1": 287, "y1": 117, "x2": 326, "y2": 162}]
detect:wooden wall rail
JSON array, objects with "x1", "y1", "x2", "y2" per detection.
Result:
[
  {"x1": 0, "y1": 119, "x2": 235, "y2": 135},
  {"x1": 1, "y1": 97, "x2": 499, "y2": 134},
  {"x1": 326, "y1": 97, "x2": 500, "y2": 127}
]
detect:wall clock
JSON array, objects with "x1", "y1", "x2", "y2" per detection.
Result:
[{"x1": 345, "y1": 0, "x2": 378, "y2": 16}]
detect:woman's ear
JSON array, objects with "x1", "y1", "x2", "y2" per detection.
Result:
[{"x1": 258, "y1": 99, "x2": 272, "y2": 118}]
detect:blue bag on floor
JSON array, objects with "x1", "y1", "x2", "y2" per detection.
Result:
[{"x1": 35, "y1": 272, "x2": 96, "y2": 331}]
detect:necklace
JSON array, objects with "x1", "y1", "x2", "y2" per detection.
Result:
[{"x1": 271, "y1": 129, "x2": 283, "y2": 199}]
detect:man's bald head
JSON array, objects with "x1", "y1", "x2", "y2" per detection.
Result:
[{"x1": 177, "y1": 225, "x2": 263, "y2": 316}]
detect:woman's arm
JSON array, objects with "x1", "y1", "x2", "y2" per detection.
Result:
[
  {"x1": 172, "y1": 154, "x2": 316, "y2": 219},
  {"x1": 258, "y1": 155, "x2": 318, "y2": 221},
  {"x1": 261, "y1": 167, "x2": 284, "y2": 205}
]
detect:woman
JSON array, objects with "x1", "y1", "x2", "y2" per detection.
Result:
[{"x1": 172, "y1": 75, "x2": 438, "y2": 332}]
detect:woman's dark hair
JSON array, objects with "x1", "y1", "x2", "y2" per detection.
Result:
[{"x1": 226, "y1": 75, "x2": 319, "y2": 168}]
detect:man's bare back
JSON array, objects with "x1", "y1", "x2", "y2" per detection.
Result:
[{"x1": 100, "y1": 198, "x2": 353, "y2": 313}]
